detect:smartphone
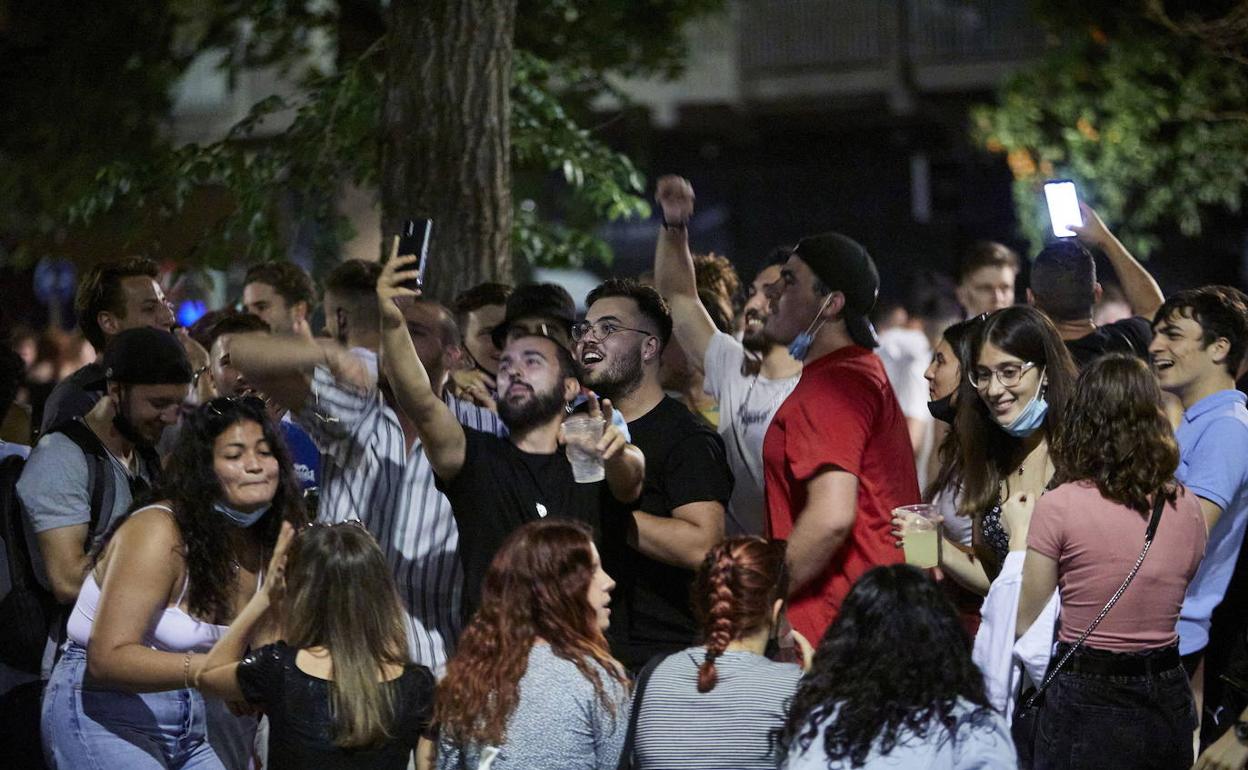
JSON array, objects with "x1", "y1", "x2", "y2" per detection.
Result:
[
  {"x1": 396, "y1": 218, "x2": 432, "y2": 290},
  {"x1": 1043, "y1": 179, "x2": 1082, "y2": 238}
]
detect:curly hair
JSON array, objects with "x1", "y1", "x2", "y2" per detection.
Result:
[
  {"x1": 244, "y1": 261, "x2": 316, "y2": 309},
  {"x1": 692, "y1": 537, "x2": 787, "y2": 693},
  {"x1": 1153, "y1": 286, "x2": 1248, "y2": 377},
  {"x1": 774, "y1": 565, "x2": 992, "y2": 767},
  {"x1": 436, "y1": 520, "x2": 627, "y2": 748},
  {"x1": 693, "y1": 252, "x2": 741, "y2": 305},
  {"x1": 1051, "y1": 354, "x2": 1179, "y2": 512},
  {"x1": 149, "y1": 397, "x2": 306, "y2": 622},
  {"x1": 955, "y1": 306, "x2": 1078, "y2": 519}
]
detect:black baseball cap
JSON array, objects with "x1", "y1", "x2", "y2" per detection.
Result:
[
  {"x1": 792, "y1": 232, "x2": 880, "y2": 348},
  {"x1": 103, "y1": 327, "x2": 193, "y2": 385},
  {"x1": 491, "y1": 283, "x2": 577, "y2": 349}
]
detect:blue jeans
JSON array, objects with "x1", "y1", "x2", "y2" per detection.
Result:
[
  {"x1": 41, "y1": 643, "x2": 225, "y2": 770},
  {"x1": 1034, "y1": 646, "x2": 1196, "y2": 770}
]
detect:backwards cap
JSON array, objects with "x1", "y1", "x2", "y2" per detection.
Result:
[{"x1": 103, "y1": 327, "x2": 193, "y2": 385}]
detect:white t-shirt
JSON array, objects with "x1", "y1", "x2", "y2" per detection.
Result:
[
  {"x1": 702, "y1": 332, "x2": 800, "y2": 536},
  {"x1": 876, "y1": 327, "x2": 932, "y2": 421}
]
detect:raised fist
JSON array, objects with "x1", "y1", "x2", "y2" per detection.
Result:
[{"x1": 655, "y1": 175, "x2": 695, "y2": 225}]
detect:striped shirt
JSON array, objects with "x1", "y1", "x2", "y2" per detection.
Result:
[
  {"x1": 297, "y1": 365, "x2": 505, "y2": 672},
  {"x1": 634, "y1": 648, "x2": 802, "y2": 769}
]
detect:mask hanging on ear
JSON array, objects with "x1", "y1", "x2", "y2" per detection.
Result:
[
  {"x1": 786, "y1": 293, "x2": 836, "y2": 361},
  {"x1": 927, "y1": 393, "x2": 957, "y2": 424},
  {"x1": 1002, "y1": 376, "x2": 1049, "y2": 438}
]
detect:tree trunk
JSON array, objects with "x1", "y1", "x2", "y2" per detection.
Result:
[{"x1": 380, "y1": 0, "x2": 516, "y2": 302}]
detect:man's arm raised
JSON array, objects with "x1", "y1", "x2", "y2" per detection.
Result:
[
  {"x1": 229, "y1": 333, "x2": 371, "y2": 413},
  {"x1": 377, "y1": 248, "x2": 467, "y2": 481},
  {"x1": 652, "y1": 175, "x2": 717, "y2": 368},
  {"x1": 1072, "y1": 203, "x2": 1164, "y2": 320}
]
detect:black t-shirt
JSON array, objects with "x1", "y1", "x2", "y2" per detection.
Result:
[
  {"x1": 435, "y1": 427, "x2": 615, "y2": 620},
  {"x1": 604, "y1": 396, "x2": 733, "y2": 670},
  {"x1": 237, "y1": 642, "x2": 435, "y2": 770},
  {"x1": 1064, "y1": 316, "x2": 1153, "y2": 369}
]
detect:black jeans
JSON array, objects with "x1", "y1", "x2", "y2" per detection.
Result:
[{"x1": 1034, "y1": 645, "x2": 1197, "y2": 770}]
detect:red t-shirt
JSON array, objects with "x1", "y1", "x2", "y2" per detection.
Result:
[{"x1": 763, "y1": 345, "x2": 921, "y2": 643}]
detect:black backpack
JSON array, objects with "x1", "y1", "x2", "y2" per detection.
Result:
[{"x1": 0, "y1": 421, "x2": 114, "y2": 673}]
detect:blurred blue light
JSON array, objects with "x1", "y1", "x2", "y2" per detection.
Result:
[{"x1": 177, "y1": 300, "x2": 208, "y2": 328}]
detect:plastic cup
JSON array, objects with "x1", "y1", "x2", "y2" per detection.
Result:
[
  {"x1": 563, "y1": 415, "x2": 605, "y2": 483},
  {"x1": 895, "y1": 503, "x2": 940, "y2": 568}
]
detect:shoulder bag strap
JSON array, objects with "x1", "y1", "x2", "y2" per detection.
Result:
[
  {"x1": 616, "y1": 653, "x2": 668, "y2": 770},
  {"x1": 1021, "y1": 491, "x2": 1166, "y2": 709}
]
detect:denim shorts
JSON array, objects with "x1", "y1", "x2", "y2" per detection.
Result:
[
  {"x1": 41, "y1": 643, "x2": 225, "y2": 770},
  {"x1": 1034, "y1": 645, "x2": 1197, "y2": 770}
]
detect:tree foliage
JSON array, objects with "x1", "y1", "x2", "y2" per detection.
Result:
[
  {"x1": 7, "y1": 0, "x2": 725, "y2": 275},
  {"x1": 972, "y1": 1, "x2": 1248, "y2": 257}
]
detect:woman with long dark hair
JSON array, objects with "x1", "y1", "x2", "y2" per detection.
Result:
[
  {"x1": 194, "y1": 522, "x2": 436, "y2": 769},
  {"x1": 629, "y1": 537, "x2": 809, "y2": 769},
  {"x1": 777, "y1": 565, "x2": 1016, "y2": 768},
  {"x1": 433, "y1": 519, "x2": 630, "y2": 769},
  {"x1": 41, "y1": 396, "x2": 307, "y2": 769},
  {"x1": 1017, "y1": 355, "x2": 1206, "y2": 769}
]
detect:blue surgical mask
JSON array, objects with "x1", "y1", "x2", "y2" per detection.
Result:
[
  {"x1": 1001, "y1": 376, "x2": 1048, "y2": 438},
  {"x1": 214, "y1": 501, "x2": 271, "y2": 528},
  {"x1": 786, "y1": 293, "x2": 836, "y2": 361}
]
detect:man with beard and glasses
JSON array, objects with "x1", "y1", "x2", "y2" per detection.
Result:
[
  {"x1": 377, "y1": 252, "x2": 645, "y2": 622},
  {"x1": 653, "y1": 175, "x2": 799, "y2": 535},
  {"x1": 577, "y1": 277, "x2": 733, "y2": 670},
  {"x1": 229, "y1": 257, "x2": 507, "y2": 672},
  {"x1": 760, "y1": 232, "x2": 920, "y2": 643},
  {"x1": 18, "y1": 328, "x2": 190, "y2": 677}
]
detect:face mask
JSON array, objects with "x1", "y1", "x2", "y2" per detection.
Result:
[
  {"x1": 928, "y1": 393, "x2": 957, "y2": 424},
  {"x1": 786, "y1": 293, "x2": 836, "y2": 361},
  {"x1": 214, "y1": 501, "x2": 271, "y2": 528},
  {"x1": 1001, "y1": 376, "x2": 1048, "y2": 438}
]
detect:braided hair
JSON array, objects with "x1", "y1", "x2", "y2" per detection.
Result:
[{"x1": 691, "y1": 537, "x2": 788, "y2": 692}]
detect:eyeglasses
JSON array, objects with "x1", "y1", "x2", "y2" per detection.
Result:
[
  {"x1": 571, "y1": 320, "x2": 652, "y2": 343},
  {"x1": 968, "y1": 361, "x2": 1037, "y2": 390}
]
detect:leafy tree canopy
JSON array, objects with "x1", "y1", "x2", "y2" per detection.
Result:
[{"x1": 973, "y1": 0, "x2": 1248, "y2": 257}]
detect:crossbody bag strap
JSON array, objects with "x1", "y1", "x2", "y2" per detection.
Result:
[
  {"x1": 616, "y1": 653, "x2": 668, "y2": 770},
  {"x1": 1021, "y1": 490, "x2": 1167, "y2": 709}
]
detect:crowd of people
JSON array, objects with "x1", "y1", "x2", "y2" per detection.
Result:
[{"x1": 1, "y1": 173, "x2": 1247, "y2": 770}]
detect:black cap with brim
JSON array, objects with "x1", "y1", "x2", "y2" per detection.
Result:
[
  {"x1": 103, "y1": 327, "x2": 193, "y2": 385},
  {"x1": 792, "y1": 231, "x2": 881, "y2": 349},
  {"x1": 491, "y1": 283, "x2": 576, "y2": 349}
]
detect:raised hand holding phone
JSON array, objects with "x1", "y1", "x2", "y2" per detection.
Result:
[
  {"x1": 1043, "y1": 179, "x2": 1083, "y2": 238},
  {"x1": 394, "y1": 218, "x2": 432, "y2": 291}
]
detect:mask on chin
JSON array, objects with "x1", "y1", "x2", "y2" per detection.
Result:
[
  {"x1": 928, "y1": 393, "x2": 957, "y2": 424},
  {"x1": 786, "y1": 293, "x2": 836, "y2": 362},
  {"x1": 1001, "y1": 376, "x2": 1049, "y2": 438},
  {"x1": 214, "y1": 501, "x2": 271, "y2": 528}
]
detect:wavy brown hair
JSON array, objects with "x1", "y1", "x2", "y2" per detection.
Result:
[
  {"x1": 283, "y1": 524, "x2": 410, "y2": 748},
  {"x1": 435, "y1": 520, "x2": 627, "y2": 748},
  {"x1": 693, "y1": 537, "x2": 788, "y2": 693},
  {"x1": 1051, "y1": 354, "x2": 1179, "y2": 512}
]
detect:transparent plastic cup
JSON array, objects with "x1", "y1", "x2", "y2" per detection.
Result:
[
  {"x1": 895, "y1": 503, "x2": 940, "y2": 568},
  {"x1": 563, "y1": 415, "x2": 605, "y2": 483}
]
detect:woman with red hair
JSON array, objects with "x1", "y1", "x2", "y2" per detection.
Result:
[
  {"x1": 626, "y1": 536, "x2": 810, "y2": 769},
  {"x1": 430, "y1": 520, "x2": 629, "y2": 769}
]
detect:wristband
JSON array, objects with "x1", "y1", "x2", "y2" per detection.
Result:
[
  {"x1": 183, "y1": 653, "x2": 192, "y2": 689},
  {"x1": 660, "y1": 215, "x2": 688, "y2": 231}
]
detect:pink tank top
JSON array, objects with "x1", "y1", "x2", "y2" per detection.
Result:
[{"x1": 66, "y1": 505, "x2": 262, "y2": 653}]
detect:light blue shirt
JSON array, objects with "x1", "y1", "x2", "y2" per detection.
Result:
[
  {"x1": 1175, "y1": 389, "x2": 1248, "y2": 655},
  {"x1": 782, "y1": 699, "x2": 1017, "y2": 770}
]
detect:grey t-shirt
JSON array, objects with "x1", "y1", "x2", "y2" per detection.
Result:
[
  {"x1": 39, "y1": 363, "x2": 106, "y2": 433},
  {"x1": 702, "y1": 332, "x2": 799, "y2": 536},
  {"x1": 437, "y1": 643, "x2": 630, "y2": 770},
  {"x1": 16, "y1": 430, "x2": 146, "y2": 590}
]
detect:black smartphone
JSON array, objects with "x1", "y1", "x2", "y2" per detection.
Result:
[{"x1": 396, "y1": 218, "x2": 432, "y2": 290}]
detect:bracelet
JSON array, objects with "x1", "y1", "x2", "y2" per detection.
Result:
[
  {"x1": 660, "y1": 215, "x2": 688, "y2": 231},
  {"x1": 183, "y1": 653, "x2": 192, "y2": 689}
]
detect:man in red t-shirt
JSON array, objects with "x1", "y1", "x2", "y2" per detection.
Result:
[{"x1": 762, "y1": 232, "x2": 921, "y2": 643}]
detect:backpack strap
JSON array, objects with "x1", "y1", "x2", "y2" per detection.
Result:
[
  {"x1": 0, "y1": 455, "x2": 34, "y2": 593},
  {"x1": 47, "y1": 420, "x2": 113, "y2": 552}
]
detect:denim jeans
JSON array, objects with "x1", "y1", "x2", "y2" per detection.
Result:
[
  {"x1": 1034, "y1": 647, "x2": 1197, "y2": 770},
  {"x1": 41, "y1": 643, "x2": 225, "y2": 769}
]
